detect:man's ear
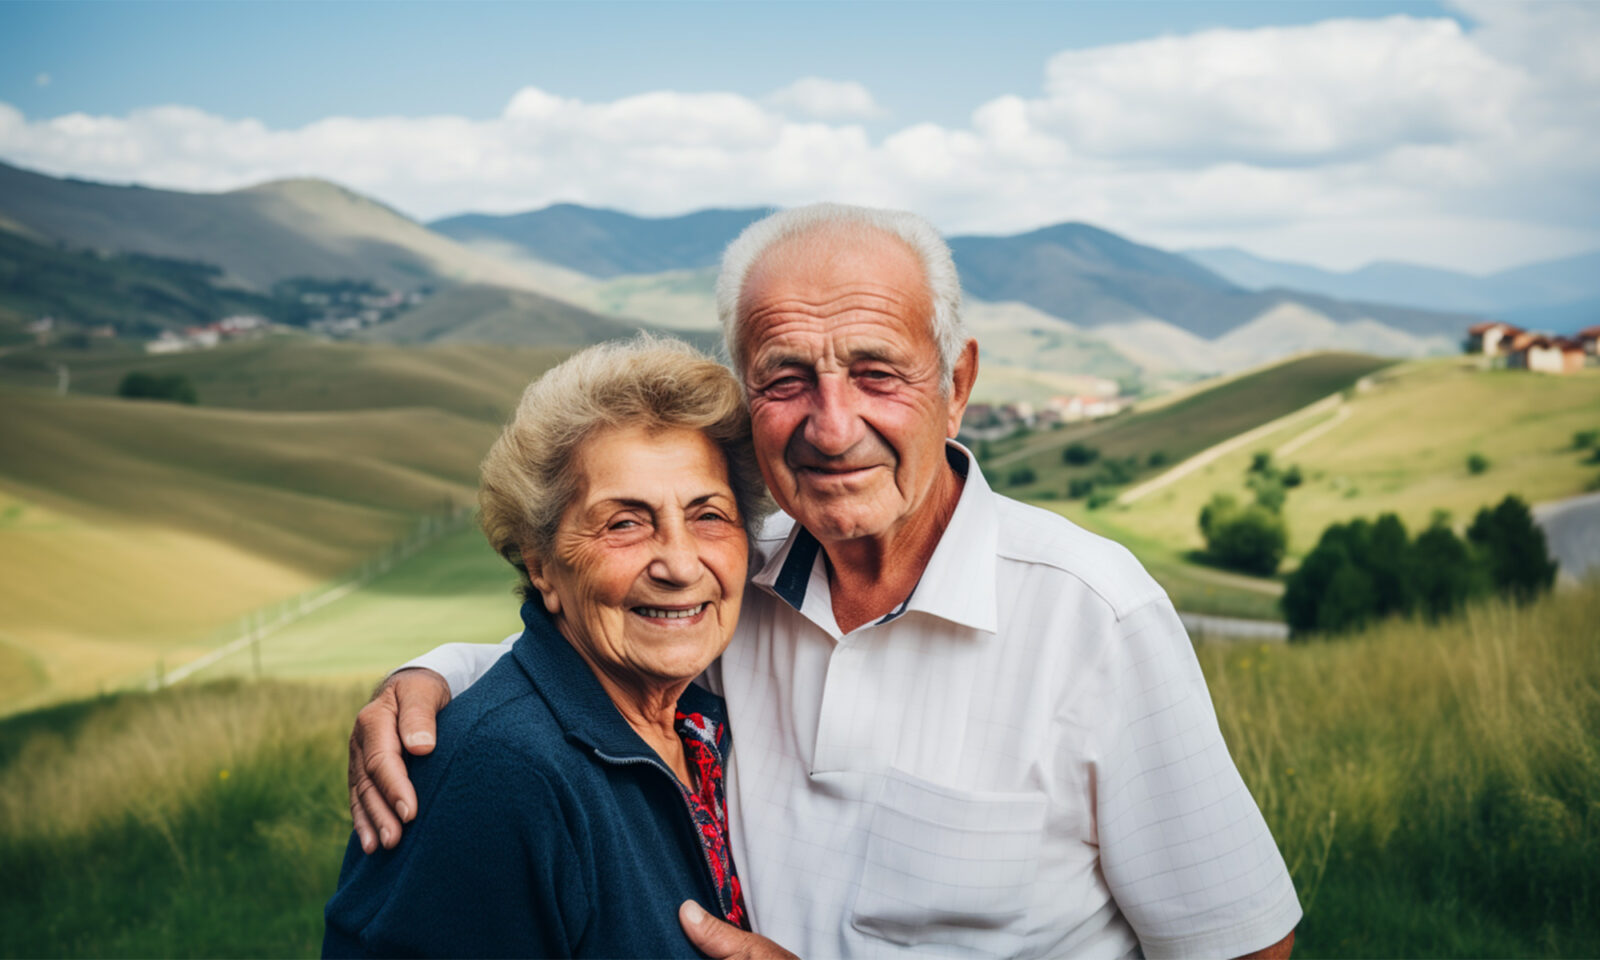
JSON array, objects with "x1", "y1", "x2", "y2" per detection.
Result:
[
  {"x1": 520, "y1": 546, "x2": 561, "y2": 616},
  {"x1": 945, "y1": 338, "x2": 979, "y2": 438}
]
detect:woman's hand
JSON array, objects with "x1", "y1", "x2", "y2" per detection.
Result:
[
  {"x1": 348, "y1": 668, "x2": 452, "y2": 853},
  {"x1": 679, "y1": 901, "x2": 798, "y2": 960}
]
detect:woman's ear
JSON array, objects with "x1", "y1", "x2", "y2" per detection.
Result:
[{"x1": 520, "y1": 545, "x2": 561, "y2": 616}]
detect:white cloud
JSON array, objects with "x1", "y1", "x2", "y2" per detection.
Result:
[
  {"x1": 766, "y1": 77, "x2": 883, "y2": 121},
  {"x1": 1, "y1": 7, "x2": 1596, "y2": 273}
]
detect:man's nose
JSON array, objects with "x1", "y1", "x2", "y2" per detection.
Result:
[
  {"x1": 648, "y1": 519, "x2": 702, "y2": 586},
  {"x1": 802, "y1": 374, "x2": 865, "y2": 456}
]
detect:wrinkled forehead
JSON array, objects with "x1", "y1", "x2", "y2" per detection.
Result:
[{"x1": 735, "y1": 225, "x2": 935, "y2": 358}]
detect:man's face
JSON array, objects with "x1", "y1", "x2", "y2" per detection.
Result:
[{"x1": 737, "y1": 229, "x2": 973, "y2": 546}]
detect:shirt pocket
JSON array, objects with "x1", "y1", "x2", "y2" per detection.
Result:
[{"x1": 850, "y1": 768, "x2": 1047, "y2": 954}]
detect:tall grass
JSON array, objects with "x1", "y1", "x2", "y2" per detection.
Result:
[
  {"x1": 2, "y1": 585, "x2": 1597, "y2": 956},
  {"x1": 1200, "y1": 580, "x2": 1600, "y2": 957},
  {"x1": 0, "y1": 681, "x2": 363, "y2": 958}
]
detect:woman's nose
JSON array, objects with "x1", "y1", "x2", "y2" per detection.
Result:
[{"x1": 647, "y1": 521, "x2": 701, "y2": 585}]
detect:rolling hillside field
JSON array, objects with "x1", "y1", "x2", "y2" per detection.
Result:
[
  {"x1": 1076, "y1": 358, "x2": 1600, "y2": 564},
  {"x1": 3, "y1": 581, "x2": 1594, "y2": 958},
  {"x1": 0, "y1": 337, "x2": 568, "y2": 714},
  {"x1": 989, "y1": 352, "x2": 1395, "y2": 499}
]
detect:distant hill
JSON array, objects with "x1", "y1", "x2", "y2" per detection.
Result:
[
  {"x1": 1186, "y1": 246, "x2": 1600, "y2": 328},
  {"x1": 0, "y1": 229, "x2": 285, "y2": 337},
  {"x1": 949, "y1": 224, "x2": 1477, "y2": 340},
  {"x1": 0, "y1": 160, "x2": 583, "y2": 295},
  {"x1": 430, "y1": 204, "x2": 773, "y2": 277},
  {"x1": 357, "y1": 283, "x2": 716, "y2": 351}
]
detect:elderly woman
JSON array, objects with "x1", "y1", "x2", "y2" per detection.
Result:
[{"x1": 323, "y1": 337, "x2": 770, "y2": 958}]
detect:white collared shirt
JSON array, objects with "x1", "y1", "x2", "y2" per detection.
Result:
[{"x1": 406, "y1": 444, "x2": 1300, "y2": 959}]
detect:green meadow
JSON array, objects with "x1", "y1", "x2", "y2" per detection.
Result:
[
  {"x1": 3, "y1": 578, "x2": 1595, "y2": 957},
  {"x1": 1073, "y1": 358, "x2": 1600, "y2": 567},
  {"x1": 0, "y1": 336, "x2": 563, "y2": 713}
]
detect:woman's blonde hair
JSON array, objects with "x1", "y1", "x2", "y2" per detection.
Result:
[{"x1": 479, "y1": 335, "x2": 770, "y2": 597}]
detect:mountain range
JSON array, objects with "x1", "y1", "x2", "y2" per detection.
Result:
[
  {"x1": 1186, "y1": 246, "x2": 1600, "y2": 334},
  {"x1": 3, "y1": 158, "x2": 1570, "y2": 388}
]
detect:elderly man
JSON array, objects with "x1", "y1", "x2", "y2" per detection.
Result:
[{"x1": 348, "y1": 204, "x2": 1301, "y2": 958}]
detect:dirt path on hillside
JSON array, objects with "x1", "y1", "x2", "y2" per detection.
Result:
[{"x1": 1118, "y1": 393, "x2": 1343, "y2": 505}]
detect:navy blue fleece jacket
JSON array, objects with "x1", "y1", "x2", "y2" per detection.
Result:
[{"x1": 323, "y1": 602, "x2": 736, "y2": 958}]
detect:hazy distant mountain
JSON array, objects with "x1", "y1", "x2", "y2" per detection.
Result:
[
  {"x1": 430, "y1": 204, "x2": 773, "y2": 278},
  {"x1": 949, "y1": 224, "x2": 1476, "y2": 340},
  {"x1": 1186, "y1": 246, "x2": 1600, "y2": 329},
  {"x1": 0, "y1": 160, "x2": 582, "y2": 295}
]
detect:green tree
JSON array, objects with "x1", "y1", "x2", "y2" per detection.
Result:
[
  {"x1": 1006, "y1": 465, "x2": 1037, "y2": 487},
  {"x1": 1067, "y1": 477, "x2": 1096, "y2": 499},
  {"x1": 1199, "y1": 493, "x2": 1286, "y2": 576},
  {"x1": 1409, "y1": 522, "x2": 1487, "y2": 621},
  {"x1": 1467, "y1": 495, "x2": 1558, "y2": 603},
  {"x1": 1366, "y1": 513, "x2": 1415, "y2": 619},
  {"x1": 1062, "y1": 442, "x2": 1099, "y2": 466},
  {"x1": 1467, "y1": 452, "x2": 1490, "y2": 475},
  {"x1": 118, "y1": 371, "x2": 198, "y2": 405}
]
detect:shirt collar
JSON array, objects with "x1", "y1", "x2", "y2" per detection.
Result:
[
  {"x1": 511, "y1": 600, "x2": 729, "y2": 758},
  {"x1": 750, "y1": 440, "x2": 999, "y2": 637}
]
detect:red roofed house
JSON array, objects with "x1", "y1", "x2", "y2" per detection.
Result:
[
  {"x1": 1466, "y1": 321, "x2": 1523, "y2": 355},
  {"x1": 1507, "y1": 335, "x2": 1586, "y2": 374}
]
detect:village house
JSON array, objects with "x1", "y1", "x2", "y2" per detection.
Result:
[
  {"x1": 1466, "y1": 321, "x2": 1523, "y2": 355},
  {"x1": 1506, "y1": 335, "x2": 1586, "y2": 374},
  {"x1": 1578, "y1": 325, "x2": 1600, "y2": 356}
]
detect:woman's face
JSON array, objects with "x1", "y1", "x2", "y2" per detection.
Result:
[{"x1": 525, "y1": 425, "x2": 748, "y2": 690}]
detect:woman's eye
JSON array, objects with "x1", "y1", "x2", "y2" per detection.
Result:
[{"x1": 608, "y1": 518, "x2": 641, "y2": 531}]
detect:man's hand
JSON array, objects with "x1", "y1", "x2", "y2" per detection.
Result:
[
  {"x1": 679, "y1": 901, "x2": 797, "y2": 960},
  {"x1": 347, "y1": 668, "x2": 452, "y2": 853}
]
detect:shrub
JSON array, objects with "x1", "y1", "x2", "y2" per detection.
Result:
[
  {"x1": 1573, "y1": 429, "x2": 1599, "y2": 450},
  {"x1": 1147, "y1": 451, "x2": 1169, "y2": 468},
  {"x1": 1410, "y1": 522, "x2": 1488, "y2": 621},
  {"x1": 1086, "y1": 491, "x2": 1114, "y2": 510},
  {"x1": 1199, "y1": 493, "x2": 1286, "y2": 576},
  {"x1": 1281, "y1": 464, "x2": 1303, "y2": 488},
  {"x1": 1062, "y1": 442, "x2": 1099, "y2": 466},
  {"x1": 118, "y1": 371, "x2": 198, "y2": 405},
  {"x1": 1467, "y1": 495, "x2": 1558, "y2": 603},
  {"x1": 1006, "y1": 465, "x2": 1037, "y2": 487},
  {"x1": 1249, "y1": 475, "x2": 1287, "y2": 512},
  {"x1": 1067, "y1": 477, "x2": 1096, "y2": 500},
  {"x1": 1249, "y1": 451, "x2": 1273, "y2": 474},
  {"x1": 1466, "y1": 452, "x2": 1489, "y2": 475},
  {"x1": 1096, "y1": 456, "x2": 1137, "y2": 486}
]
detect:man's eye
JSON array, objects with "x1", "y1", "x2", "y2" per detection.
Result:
[{"x1": 764, "y1": 376, "x2": 806, "y2": 397}]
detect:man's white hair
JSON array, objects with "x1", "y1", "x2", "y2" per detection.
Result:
[{"x1": 714, "y1": 203, "x2": 967, "y2": 388}]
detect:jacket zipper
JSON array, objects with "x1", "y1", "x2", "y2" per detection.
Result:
[{"x1": 592, "y1": 749, "x2": 731, "y2": 920}]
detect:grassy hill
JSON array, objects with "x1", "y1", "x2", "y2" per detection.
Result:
[
  {"x1": 0, "y1": 337, "x2": 568, "y2": 713},
  {"x1": 987, "y1": 352, "x2": 1395, "y2": 498},
  {"x1": 1075, "y1": 358, "x2": 1600, "y2": 565},
  {"x1": 4, "y1": 581, "x2": 1594, "y2": 957}
]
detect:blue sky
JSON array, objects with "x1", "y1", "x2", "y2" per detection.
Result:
[
  {"x1": 1, "y1": 1, "x2": 1596, "y2": 272},
  {"x1": 4, "y1": 2, "x2": 1462, "y2": 129}
]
